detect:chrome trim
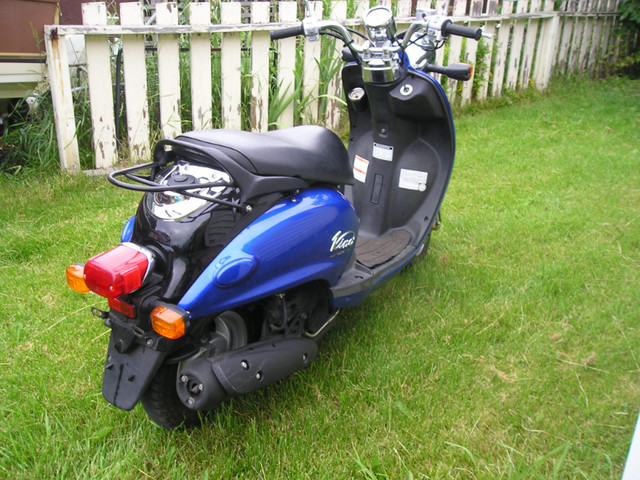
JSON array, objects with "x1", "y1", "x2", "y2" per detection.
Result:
[{"x1": 121, "y1": 242, "x2": 155, "y2": 283}]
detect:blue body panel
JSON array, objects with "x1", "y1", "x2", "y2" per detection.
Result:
[
  {"x1": 121, "y1": 216, "x2": 135, "y2": 243},
  {"x1": 178, "y1": 188, "x2": 358, "y2": 319}
]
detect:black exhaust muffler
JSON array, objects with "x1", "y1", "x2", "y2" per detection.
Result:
[{"x1": 176, "y1": 337, "x2": 318, "y2": 410}]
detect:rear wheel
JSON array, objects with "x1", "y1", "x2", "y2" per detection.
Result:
[
  {"x1": 413, "y1": 210, "x2": 441, "y2": 260},
  {"x1": 141, "y1": 362, "x2": 203, "y2": 430},
  {"x1": 141, "y1": 311, "x2": 248, "y2": 430}
]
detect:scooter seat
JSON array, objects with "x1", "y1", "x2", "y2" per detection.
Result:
[{"x1": 180, "y1": 126, "x2": 353, "y2": 186}]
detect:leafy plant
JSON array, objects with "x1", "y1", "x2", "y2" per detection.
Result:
[{"x1": 615, "y1": 0, "x2": 640, "y2": 77}]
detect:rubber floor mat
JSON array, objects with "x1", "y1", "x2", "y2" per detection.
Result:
[{"x1": 356, "y1": 229, "x2": 411, "y2": 268}]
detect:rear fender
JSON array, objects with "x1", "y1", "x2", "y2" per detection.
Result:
[{"x1": 101, "y1": 326, "x2": 167, "y2": 411}]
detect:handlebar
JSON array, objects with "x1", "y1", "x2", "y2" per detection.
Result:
[
  {"x1": 440, "y1": 20, "x2": 483, "y2": 41},
  {"x1": 268, "y1": 12, "x2": 486, "y2": 81},
  {"x1": 270, "y1": 24, "x2": 305, "y2": 41},
  {"x1": 270, "y1": 18, "x2": 483, "y2": 50}
]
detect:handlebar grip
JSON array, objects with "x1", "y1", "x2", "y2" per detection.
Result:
[
  {"x1": 270, "y1": 24, "x2": 305, "y2": 40},
  {"x1": 441, "y1": 20, "x2": 483, "y2": 41}
]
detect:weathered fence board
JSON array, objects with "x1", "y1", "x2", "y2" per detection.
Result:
[
  {"x1": 533, "y1": 0, "x2": 560, "y2": 89},
  {"x1": 45, "y1": 23, "x2": 79, "y2": 172},
  {"x1": 477, "y1": 0, "x2": 499, "y2": 101},
  {"x1": 121, "y1": 2, "x2": 150, "y2": 161},
  {"x1": 156, "y1": 2, "x2": 181, "y2": 139},
  {"x1": 251, "y1": 1, "x2": 270, "y2": 132},
  {"x1": 83, "y1": 3, "x2": 117, "y2": 168},
  {"x1": 491, "y1": 0, "x2": 514, "y2": 97},
  {"x1": 328, "y1": 0, "x2": 347, "y2": 132},
  {"x1": 302, "y1": 1, "x2": 323, "y2": 125},
  {"x1": 44, "y1": 0, "x2": 624, "y2": 173},
  {"x1": 432, "y1": 0, "x2": 448, "y2": 84},
  {"x1": 506, "y1": 0, "x2": 529, "y2": 90},
  {"x1": 190, "y1": 2, "x2": 213, "y2": 131},
  {"x1": 569, "y1": 0, "x2": 586, "y2": 72},
  {"x1": 519, "y1": 0, "x2": 542, "y2": 88},
  {"x1": 578, "y1": 0, "x2": 594, "y2": 72},
  {"x1": 598, "y1": 0, "x2": 618, "y2": 75},
  {"x1": 445, "y1": 0, "x2": 467, "y2": 102},
  {"x1": 277, "y1": 1, "x2": 298, "y2": 128},
  {"x1": 221, "y1": 2, "x2": 242, "y2": 130},
  {"x1": 556, "y1": 1, "x2": 575, "y2": 73}
]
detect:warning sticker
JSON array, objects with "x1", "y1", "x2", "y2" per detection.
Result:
[
  {"x1": 373, "y1": 143, "x2": 394, "y2": 162},
  {"x1": 353, "y1": 155, "x2": 369, "y2": 183},
  {"x1": 399, "y1": 169, "x2": 428, "y2": 192}
]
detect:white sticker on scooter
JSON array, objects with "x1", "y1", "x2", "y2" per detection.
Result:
[
  {"x1": 353, "y1": 155, "x2": 369, "y2": 183},
  {"x1": 399, "y1": 169, "x2": 428, "y2": 192},
  {"x1": 373, "y1": 143, "x2": 394, "y2": 162}
]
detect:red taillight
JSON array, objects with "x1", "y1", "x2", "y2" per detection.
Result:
[
  {"x1": 84, "y1": 244, "x2": 151, "y2": 299},
  {"x1": 108, "y1": 297, "x2": 137, "y2": 318}
]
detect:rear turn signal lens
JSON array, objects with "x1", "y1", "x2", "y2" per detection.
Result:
[
  {"x1": 66, "y1": 264, "x2": 89, "y2": 293},
  {"x1": 151, "y1": 305, "x2": 186, "y2": 340},
  {"x1": 83, "y1": 244, "x2": 151, "y2": 299}
]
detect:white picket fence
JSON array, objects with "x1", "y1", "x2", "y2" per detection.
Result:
[{"x1": 44, "y1": 0, "x2": 622, "y2": 173}]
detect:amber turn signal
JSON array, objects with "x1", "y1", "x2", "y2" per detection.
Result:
[
  {"x1": 466, "y1": 63, "x2": 474, "y2": 80},
  {"x1": 66, "y1": 264, "x2": 89, "y2": 293},
  {"x1": 151, "y1": 305, "x2": 186, "y2": 340}
]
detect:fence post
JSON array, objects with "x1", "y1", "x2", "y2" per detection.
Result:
[
  {"x1": 45, "y1": 26, "x2": 80, "y2": 172},
  {"x1": 83, "y1": 2, "x2": 117, "y2": 169},
  {"x1": 156, "y1": 2, "x2": 182, "y2": 138},
  {"x1": 190, "y1": 2, "x2": 213, "y2": 131},
  {"x1": 121, "y1": 2, "x2": 150, "y2": 162},
  {"x1": 251, "y1": 1, "x2": 270, "y2": 132},
  {"x1": 221, "y1": 2, "x2": 242, "y2": 130}
]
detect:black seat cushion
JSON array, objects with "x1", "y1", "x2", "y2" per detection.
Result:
[{"x1": 180, "y1": 125, "x2": 353, "y2": 185}]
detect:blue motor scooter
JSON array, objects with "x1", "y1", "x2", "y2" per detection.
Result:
[{"x1": 67, "y1": 5, "x2": 483, "y2": 429}]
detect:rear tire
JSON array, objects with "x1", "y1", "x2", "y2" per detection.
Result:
[
  {"x1": 141, "y1": 310, "x2": 248, "y2": 430},
  {"x1": 415, "y1": 232, "x2": 431, "y2": 259},
  {"x1": 141, "y1": 363, "x2": 204, "y2": 430}
]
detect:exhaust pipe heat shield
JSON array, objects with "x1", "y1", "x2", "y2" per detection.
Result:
[{"x1": 177, "y1": 337, "x2": 318, "y2": 410}]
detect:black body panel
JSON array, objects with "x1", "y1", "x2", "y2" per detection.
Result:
[
  {"x1": 131, "y1": 189, "x2": 284, "y2": 303},
  {"x1": 331, "y1": 64, "x2": 455, "y2": 299}
]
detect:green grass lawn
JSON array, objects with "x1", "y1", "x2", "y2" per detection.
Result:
[{"x1": 0, "y1": 76, "x2": 638, "y2": 479}]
